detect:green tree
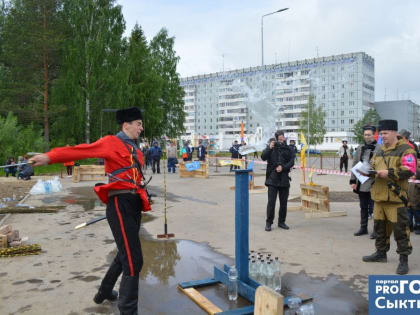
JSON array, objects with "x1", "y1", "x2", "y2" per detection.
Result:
[
  {"x1": 125, "y1": 24, "x2": 163, "y2": 141},
  {"x1": 1, "y1": 0, "x2": 65, "y2": 151},
  {"x1": 150, "y1": 28, "x2": 185, "y2": 139},
  {"x1": 298, "y1": 95, "x2": 326, "y2": 145},
  {"x1": 352, "y1": 108, "x2": 381, "y2": 144},
  {"x1": 0, "y1": 112, "x2": 45, "y2": 164},
  {"x1": 56, "y1": 0, "x2": 125, "y2": 144}
]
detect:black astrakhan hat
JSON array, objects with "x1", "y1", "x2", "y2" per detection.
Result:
[
  {"x1": 378, "y1": 120, "x2": 398, "y2": 132},
  {"x1": 363, "y1": 125, "x2": 376, "y2": 133},
  {"x1": 116, "y1": 107, "x2": 143, "y2": 124}
]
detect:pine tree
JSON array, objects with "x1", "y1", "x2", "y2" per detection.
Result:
[
  {"x1": 1, "y1": 0, "x2": 65, "y2": 151},
  {"x1": 150, "y1": 28, "x2": 185, "y2": 139}
]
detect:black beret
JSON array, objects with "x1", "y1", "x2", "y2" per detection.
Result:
[
  {"x1": 116, "y1": 107, "x2": 143, "y2": 124},
  {"x1": 378, "y1": 120, "x2": 398, "y2": 132},
  {"x1": 363, "y1": 125, "x2": 376, "y2": 133}
]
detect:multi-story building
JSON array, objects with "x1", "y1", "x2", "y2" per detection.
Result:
[
  {"x1": 374, "y1": 100, "x2": 420, "y2": 141},
  {"x1": 180, "y1": 52, "x2": 374, "y2": 149}
]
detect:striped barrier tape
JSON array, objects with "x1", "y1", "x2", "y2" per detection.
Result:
[{"x1": 209, "y1": 156, "x2": 420, "y2": 183}]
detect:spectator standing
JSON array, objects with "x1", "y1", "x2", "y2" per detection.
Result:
[
  {"x1": 197, "y1": 140, "x2": 207, "y2": 161},
  {"x1": 339, "y1": 140, "x2": 349, "y2": 172},
  {"x1": 149, "y1": 141, "x2": 162, "y2": 174},
  {"x1": 229, "y1": 140, "x2": 240, "y2": 172},
  {"x1": 167, "y1": 141, "x2": 178, "y2": 173},
  {"x1": 4, "y1": 157, "x2": 17, "y2": 177}
]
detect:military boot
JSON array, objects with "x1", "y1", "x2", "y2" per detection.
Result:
[
  {"x1": 118, "y1": 275, "x2": 139, "y2": 315},
  {"x1": 93, "y1": 257, "x2": 121, "y2": 304},
  {"x1": 354, "y1": 226, "x2": 368, "y2": 236},
  {"x1": 396, "y1": 255, "x2": 409, "y2": 275},
  {"x1": 362, "y1": 251, "x2": 387, "y2": 262}
]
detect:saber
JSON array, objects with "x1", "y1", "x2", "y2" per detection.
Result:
[
  {"x1": 74, "y1": 215, "x2": 106, "y2": 230},
  {"x1": 0, "y1": 161, "x2": 34, "y2": 169}
]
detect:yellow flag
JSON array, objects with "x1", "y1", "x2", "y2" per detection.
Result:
[{"x1": 300, "y1": 132, "x2": 308, "y2": 168}]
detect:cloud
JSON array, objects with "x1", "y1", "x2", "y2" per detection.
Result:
[{"x1": 118, "y1": 0, "x2": 420, "y2": 104}]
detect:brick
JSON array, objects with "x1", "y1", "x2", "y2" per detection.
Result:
[
  {"x1": 0, "y1": 234, "x2": 7, "y2": 248},
  {"x1": 0, "y1": 225, "x2": 12, "y2": 235},
  {"x1": 6, "y1": 230, "x2": 19, "y2": 242},
  {"x1": 9, "y1": 240, "x2": 22, "y2": 247}
]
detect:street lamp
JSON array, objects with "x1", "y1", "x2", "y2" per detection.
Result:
[{"x1": 261, "y1": 8, "x2": 289, "y2": 66}]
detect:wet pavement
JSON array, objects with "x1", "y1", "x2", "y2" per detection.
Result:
[{"x1": 59, "y1": 184, "x2": 368, "y2": 314}]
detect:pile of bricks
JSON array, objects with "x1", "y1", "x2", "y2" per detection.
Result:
[{"x1": 0, "y1": 225, "x2": 24, "y2": 248}]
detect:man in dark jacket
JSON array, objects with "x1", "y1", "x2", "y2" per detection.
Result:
[
  {"x1": 261, "y1": 131, "x2": 295, "y2": 231},
  {"x1": 197, "y1": 140, "x2": 207, "y2": 161},
  {"x1": 230, "y1": 140, "x2": 240, "y2": 171},
  {"x1": 349, "y1": 125, "x2": 378, "y2": 238},
  {"x1": 149, "y1": 141, "x2": 162, "y2": 174}
]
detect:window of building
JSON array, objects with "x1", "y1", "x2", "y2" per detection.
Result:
[
  {"x1": 341, "y1": 120, "x2": 344, "y2": 124},
  {"x1": 332, "y1": 120, "x2": 335, "y2": 124},
  {"x1": 350, "y1": 119, "x2": 354, "y2": 124},
  {"x1": 341, "y1": 111, "x2": 344, "y2": 115}
]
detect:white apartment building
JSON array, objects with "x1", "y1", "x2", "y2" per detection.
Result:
[{"x1": 180, "y1": 52, "x2": 374, "y2": 149}]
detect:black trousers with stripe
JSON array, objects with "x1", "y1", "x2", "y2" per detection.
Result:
[{"x1": 106, "y1": 193, "x2": 143, "y2": 277}]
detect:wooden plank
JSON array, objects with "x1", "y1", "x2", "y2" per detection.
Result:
[
  {"x1": 178, "y1": 286, "x2": 223, "y2": 315},
  {"x1": 254, "y1": 285, "x2": 284, "y2": 315},
  {"x1": 300, "y1": 195, "x2": 328, "y2": 205},
  {"x1": 215, "y1": 306, "x2": 255, "y2": 315},
  {"x1": 287, "y1": 205, "x2": 303, "y2": 211},
  {"x1": 178, "y1": 278, "x2": 219, "y2": 289},
  {"x1": 300, "y1": 183, "x2": 328, "y2": 193},
  {"x1": 304, "y1": 211, "x2": 347, "y2": 219}
]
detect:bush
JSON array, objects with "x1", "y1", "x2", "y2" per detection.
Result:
[{"x1": 0, "y1": 112, "x2": 45, "y2": 165}]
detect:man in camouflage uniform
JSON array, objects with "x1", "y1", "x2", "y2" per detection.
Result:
[{"x1": 362, "y1": 120, "x2": 416, "y2": 275}]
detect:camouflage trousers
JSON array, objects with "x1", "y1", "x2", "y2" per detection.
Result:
[{"x1": 373, "y1": 202, "x2": 412, "y2": 255}]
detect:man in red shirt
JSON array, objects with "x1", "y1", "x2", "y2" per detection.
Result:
[{"x1": 30, "y1": 107, "x2": 150, "y2": 315}]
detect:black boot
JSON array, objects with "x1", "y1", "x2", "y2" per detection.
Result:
[
  {"x1": 265, "y1": 223, "x2": 271, "y2": 232},
  {"x1": 396, "y1": 255, "x2": 409, "y2": 275},
  {"x1": 118, "y1": 275, "x2": 139, "y2": 315},
  {"x1": 94, "y1": 258, "x2": 122, "y2": 304},
  {"x1": 362, "y1": 251, "x2": 387, "y2": 262},
  {"x1": 354, "y1": 226, "x2": 368, "y2": 236},
  {"x1": 370, "y1": 231, "x2": 377, "y2": 239}
]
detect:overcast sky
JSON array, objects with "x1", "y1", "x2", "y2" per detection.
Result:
[{"x1": 118, "y1": 0, "x2": 420, "y2": 104}]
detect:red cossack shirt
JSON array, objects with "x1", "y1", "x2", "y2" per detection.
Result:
[{"x1": 46, "y1": 135, "x2": 151, "y2": 211}]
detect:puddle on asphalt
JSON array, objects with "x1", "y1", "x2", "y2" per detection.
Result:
[
  {"x1": 61, "y1": 186, "x2": 103, "y2": 211},
  {"x1": 62, "y1": 187, "x2": 367, "y2": 314},
  {"x1": 100, "y1": 238, "x2": 368, "y2": 315}
]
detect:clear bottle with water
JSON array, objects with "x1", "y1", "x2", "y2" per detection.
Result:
[
  {"x1": 287, "y1": 297, "x2": 302, "y2": 315},
  {"x1": 297, "y1": 302, "x2": 315, "y2": 315},
  {"x1": 44, "y1": 181, "x2": 51, "y2": 194},
  {"x1": 273, "y1": 257, "x2": 282, "y2": 293},
  {"x1": 227, "y1": 265, "x2": 238, "y2": 301},
  {"x1": 265, "y1": 261, "x2": 274, "y2": 289},
  {"x1": 249, "y1": 260, "x2": 257, "y2": 281},
  {"x1": 257, "y1": 259, "x2": 265, "y2": 285}
]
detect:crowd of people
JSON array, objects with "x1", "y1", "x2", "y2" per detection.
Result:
[{"x1": 3, "y1": 154, "x2": 34, "y2": 180}]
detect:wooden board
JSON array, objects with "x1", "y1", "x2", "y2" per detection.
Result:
[
  {"x1": 254, "y1": 286, "x2": 284, "y2": 315},
  {"x1": 304, "y1": 210, "x2": 347, "y2": 219},
  {"x1": 178, "y1": 286, "x2": 223, "y2": 315},
  {"x1": 73, "y1": 165, "x2": 107, "y2": 182},
  {"x1": 179, "y1": 162, "x2": 209, "y2": 179}
]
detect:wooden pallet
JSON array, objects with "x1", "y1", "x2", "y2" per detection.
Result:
[
  {"x1": 73, "y1": 165, "x2": 107, "y2": 183},
  {"x1": 290, "y1": 184, "x2": 346, "y2": 218},
  {"x1": 179, "y1": 161, "x2": 209, "y2": 179}
]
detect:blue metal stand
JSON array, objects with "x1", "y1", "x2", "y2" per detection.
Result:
[{"x1": 179, "y1": 170, "x2": 258, "y2": 314}]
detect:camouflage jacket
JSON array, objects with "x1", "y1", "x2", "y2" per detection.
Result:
[{"x1": 371, "y1": 139, "x2": 417, "y2": 203}]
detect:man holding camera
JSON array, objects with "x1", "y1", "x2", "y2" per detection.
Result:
[{"x1": 261, "y1": 131, "x2": 295, "y2": 231}]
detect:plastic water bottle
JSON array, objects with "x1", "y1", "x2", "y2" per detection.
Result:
[
  {"x1": 297, "y1": 302, "x2": 315, "y2": 315},
  {"x1": 257, "y1": 259, "x2": 265, "y2": 285},
  {"x1": 44, "y1": 181, "x2": 51, "y2": 194},
  {"x1": 227, "y1": 265, "x2": 238, "y2": 301},
  {"x1": 249, "y1": 260, "x2": 257, "y2": 280},
  {"x1": 273, "y1": 257, "x2": 282, "y2": 293},
  {"x1": 266, "y1": 261, "x2": 274, "y2": 289},
  {"x1": 287, "y1": 297, "x2": 302, "y2": 315}
]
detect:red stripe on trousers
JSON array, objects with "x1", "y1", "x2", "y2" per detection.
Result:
[{"x1": 114, "y1": 196, "x2": 135, "y2": 276}]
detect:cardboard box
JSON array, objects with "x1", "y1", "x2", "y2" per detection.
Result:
[
  {"x1": 0, "y1": 234, "x2": 7, "y2": 248},
  {"x1": 0, "y1": 225, "x2": 12, "y2": 235}
]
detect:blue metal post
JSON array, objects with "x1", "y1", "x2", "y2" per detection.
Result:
[{"x1": 235, "y1": 169, "x2": 249, "y2": 282}]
